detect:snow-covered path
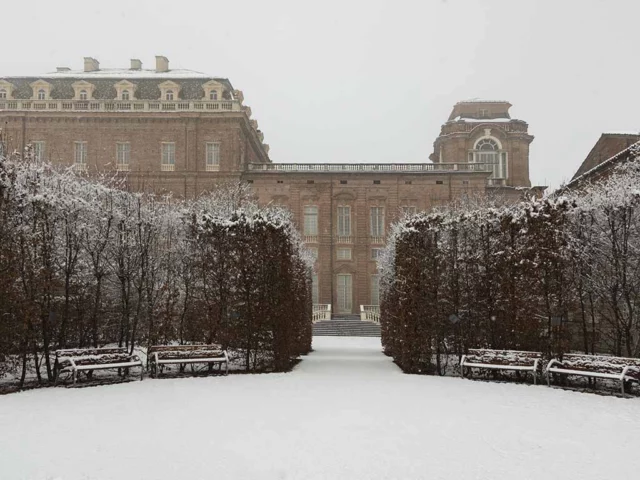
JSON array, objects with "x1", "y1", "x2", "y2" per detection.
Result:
[{"x1": 1, "y1": 337, "x2": 640, "y2": 480}]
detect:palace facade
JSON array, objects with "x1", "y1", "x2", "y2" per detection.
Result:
[{"x1": 0, "y1": 57, "x2": 542, "y2": 315}]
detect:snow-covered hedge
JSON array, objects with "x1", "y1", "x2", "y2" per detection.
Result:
[
  {"x1": 380, "y1": 145, "x2": 640, "y2": 374},
  {"x1": 0, "y1": 147, "x2": 313, "y2": 386}
]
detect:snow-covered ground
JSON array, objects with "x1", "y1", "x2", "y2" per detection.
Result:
[{"x1": 1, "y1": 336, "x2": 639, "y2": 480}]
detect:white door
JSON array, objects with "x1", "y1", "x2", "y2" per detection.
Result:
[{"x1": 337, "y1": 274, "x2": 353, "y2": 314}]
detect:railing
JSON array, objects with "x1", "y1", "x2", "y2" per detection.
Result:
[
  {"x1": 161, "y1": 163, "x2": 175, "y2": 172},
  {"x1": 442, "y1": 119, "x2": 529, "y2": 134},
  {"x1": 303, "y1": 235, "x2": 318, "y2": 243},
  {"x1": 312, "y1": 304, "x2": 332, "y2": 323},
  {"x1": 205, "y1": 164, "x2": 220, "y2": 172},
  {"x1": 336, "y1": 235, "x2": 352, "y2": 244},
  {"x1": 73, "y1": 163, "x2": 87, "y2": 172},
  {"x1": 116, "y1": 164, "x2": 130, "y2": 172},
  {"x1": 247, "y1": 162, "x2": 492, "y2": 173},
  {"x1": 0, "y1": 99, "x2": 242, "y2": 113},
  {"x1": 370, "y1": 236, "x2": 385, "y2": 245},
  {"x1": 360, "y1": 305, "x2": 380, "y2": 324}
]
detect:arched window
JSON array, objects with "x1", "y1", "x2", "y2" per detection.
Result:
[
  {"x1": 0, "y1": 89, "x2": 6, "y2": 99},
  {"x1": 122, "y1": 90, "x2": 130, "y2": 100},
  {"x1": 165, "y1": 90, "x2": 174, "y2": 101},
  {"x1": 209, "y1": 90, "x2": 218, "y2": 100},
  {"x1": 79, "y1": 90, "x2": 88, "y2": 100},
  {"x1": 473, "y1": 138, "x2": 506, "y2": 179},
  {"x1": 37, "y1": 89, "x2": 46, "y2": 100}
]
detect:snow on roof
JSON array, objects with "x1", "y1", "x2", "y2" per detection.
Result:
[
  {"x1": 456, "y1": 98, "x2": 511, "y2": 104},
  {"x1": 565, "y1": 140, "x2": 640, "y2": 189},
  {"x1": 450, "y1": 116, "x2": 516, "y2": 123},
  {"x1": 602, "y1": 131, "x2": 640, "y2": 136},
  {"x1": 8, "y1": 68, "x2": 215, "y2": 80}
]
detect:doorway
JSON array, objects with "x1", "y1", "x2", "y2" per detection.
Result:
[{"x1": 337, "y1": 274, "x2": 353, "y2": 314}]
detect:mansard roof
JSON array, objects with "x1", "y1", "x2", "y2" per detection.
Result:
[{"x1": 0, "y1": 69, "x2": 236, "y2": 101}]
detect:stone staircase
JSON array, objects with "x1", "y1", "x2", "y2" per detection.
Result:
[{"x1": 313, "y1": 315, "x2": 381, "y2": 337}]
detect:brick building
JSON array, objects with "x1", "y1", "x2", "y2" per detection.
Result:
[
  {"x1": 565, "y1": 132, "x2": 640, "y2": 190},
  {"x1": 0, "y1": 59, "x2": 541, "y2": 315}
]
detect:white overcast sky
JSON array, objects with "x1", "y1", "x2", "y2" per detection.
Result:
[{"x1": 2, "y1": 0, "x2": 639, "y2": 189}]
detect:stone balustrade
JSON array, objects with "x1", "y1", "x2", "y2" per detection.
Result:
[{"x1": 0, "y1": 99, "x2": 242, "y2": 113}]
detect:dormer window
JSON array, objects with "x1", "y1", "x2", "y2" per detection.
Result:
[
  {"x1": 158, "y1": 81, "x2": 181, "y2": 102},
  {"x1": 0, "y1": 81, "x2": 14, "y2": 99},
  {"x1": 114, "y1": 80, "x2": 136, "y2": 100},
  {"x1": 479, "y1": 109, "x2": 489, "y2": 118},
  {"x1": 201, "y1": 80, "x2": 223, "y2": 102},
  {"x1": 71, "y1": 80, "x2": 95, "y2": 101},
  {"x1": 30, "y1": 80, "x2": 52, "y2": 101}
]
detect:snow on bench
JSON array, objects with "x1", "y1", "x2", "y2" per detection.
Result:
[
  {"x1": 147, "y1": 344, "x2": 229, "y2": 377},
  {"x1": 460, "y1": 349, "x2": 542, "y2": 384},
  {"x1": 54, "y1": 347, "x2": 144, "y2": 385},
  {"x1": 545, "y1": 354, "x2": 640, "y2": 396}
]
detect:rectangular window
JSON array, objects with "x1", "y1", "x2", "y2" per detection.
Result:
[
  {"x1": 370, "y1": 207, "x2": 385, "y2": 237},
  {"x1": 371, "y1": 248, "x2": 383, "y2": 260},
  {"x1": 116, "y1": 142, "x2": 130, "y2": 170},
  {"x1": 337, "y1": 206, "x2": 351, "y2": 237},
  {"x1": 206, "y1": 142, "x2": 220, "y2": 171},
  {"x1": 161, "y1": 142, "x2": 175, "y2": 171},
  {"x1": 304, "y1": 206, "x2": 318, "y2": 236},
  {"x1": 32, "y1": 141, "x2": 45, "y2": 161},
  {"x1": 371, "y1": 275, "x2": 380, "y2": 305},
  {"x1": 337, "y1": 248, "x2": 352, "y2": 260},
  {"x1": 308, "y1": 247, "x2": 319, "y2": 261},
  {"x1": 312, "y1": 274, "x2": 319, "y2": 305},
  {"x1": 74, "y1": 141, "x2": 87, "y2": 169}
]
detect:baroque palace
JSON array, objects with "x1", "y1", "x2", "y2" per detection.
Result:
[{"x1": 0, "y1": 57, "x2": 543, "y2": 315}]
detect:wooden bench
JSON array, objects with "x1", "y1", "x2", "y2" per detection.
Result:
[
  {"x1": 147, "y1": 344, "x2": 229, "y2": 378},
  {"x1": 546, "y1": 354, "x2": 640, "y2": 396},
  {"x1": 460, "y1": 349, "x2": 542, "y2": 384},
  {"x1": 54, "y1": 347, "x2": 144, "y2": 385}
]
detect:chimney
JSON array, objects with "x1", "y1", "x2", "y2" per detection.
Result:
[
  {"x1": 130, "y1": 59, "x2": 142, "y2": 70},
  {"x1": 155, "y1": 56, "x2": 169, "y2": 73},
  {"x1": 56, "y1": 67, "x2": 71, "y2": 72},
  {"x1": 84, "y1": 57, "x2": 100, "y2": 72}
]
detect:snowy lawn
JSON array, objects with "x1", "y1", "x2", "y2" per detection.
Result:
[{"x1": 1, "y1": 337, "x2": 639, "y2": 480}]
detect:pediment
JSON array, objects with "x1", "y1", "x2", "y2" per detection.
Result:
[
  {"x1": 335, "y1": 263, "x2": 355, "y2": 274},
  {"x1": 333, "y1": 190, "x2": 356, "y2": 201},
  {"x1": 71, "y1": 80, "x2": 94, "y2": 89},
  {"x1": 29, "y1": 79, "x2": 51, "y2": 88},
  {"x1": 367, "y1": 195, "x2": 387, "y2": 202},
  {"x1": 0, "y1": 80, "x2": 14, "y2": 89},
  {"x1": 114, "y1": 80, "x2": 136, "y2": 88},
  {"x1": 202, "y1": 80, "x2": 223, "y2": 88},
  {"x1": 270, "y1": 195, "x2": 290, "y2": 204},
  {"x1": 158, "y1": 80, "x2": 180, "y2": 89}
]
